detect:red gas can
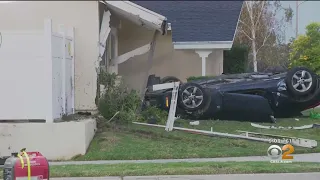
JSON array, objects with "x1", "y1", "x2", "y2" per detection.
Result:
[{"x1": 3, "y1": 151, "x2": 49, "y2": 180}]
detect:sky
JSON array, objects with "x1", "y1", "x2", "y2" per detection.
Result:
[{"x1": 280, "y1": 1, "x2": 320, "y2": 41}]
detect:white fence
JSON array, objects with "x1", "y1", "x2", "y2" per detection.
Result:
[{"x1": 0, "y1": 19, "x2": 75, "y2": 122}]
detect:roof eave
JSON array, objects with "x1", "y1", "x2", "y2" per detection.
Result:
[
  {"x1": 102, "y1": 1, "x2": 168, "y2": 35},
  {"x1": 232, "y1": 2, "x2": 244, "y2": 43},
  {"x1": 173, "y1": 41, "x2": 233, "y2": 50}
]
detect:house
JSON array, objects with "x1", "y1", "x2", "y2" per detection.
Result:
[
  {"x1": 112, "y1": 1, "x2": 243, "y2": 92},
  {"x1": 0, "y1": 1, "x2": 242, "y2": 115},
  {"x1": 0, "y1": 0, "x2": 242, "y2": 160}
]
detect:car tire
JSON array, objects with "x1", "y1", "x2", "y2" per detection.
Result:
[
  {"x1": 178, "y1": 82, "x2": 209, "y2": 112},
  {"x1": 160, "y1": 76, "x2": 182, "y2": 84},
  {"x1": 285, "y1": 67, "x2": 317, "y2": 96}
]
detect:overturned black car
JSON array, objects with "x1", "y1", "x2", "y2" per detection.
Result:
[{"x1": 143, "y1": 67, "x2": 320, "y2": 122}]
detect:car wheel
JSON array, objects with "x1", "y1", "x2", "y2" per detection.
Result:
[
  {"x1": 178, "y1": 82, "x2": 209, "y2": 111},
  {"x1": 285, "y1": 67, "x2": 317, "y2": 96},
  {"x1": 160, "y1": 76, "x2": 182, "y2": 84}
]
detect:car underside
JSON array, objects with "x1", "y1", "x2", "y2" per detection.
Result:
[{"x1": 143, "y1": 67, "x2": 320, "y2": 123}]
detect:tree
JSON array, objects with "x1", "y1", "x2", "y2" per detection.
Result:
[
  {"x1": 289, "y1": 22, "x2": 320, "y2": 74},
  {"x1": 258, "y1": 43, "x2": 291, "y2": 71},
  {"x1": 235, "y1": 1, "x2": 293, "y2": 72}
]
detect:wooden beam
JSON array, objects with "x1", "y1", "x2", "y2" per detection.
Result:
[
  {"x1": 140, "y1": 30, "x2": 159, "y2": 100},
  {"x1": 113, "y1": 43, "x2": 151, "y2": 64}
]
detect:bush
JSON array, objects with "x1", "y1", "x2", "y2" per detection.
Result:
[
  {"x1": 97, "y1": 71, "x2": 167, "y2": 125},
  {"x1": 223, "y1": 44, "x2": 249, "y2": 74},
  {"x1": 289, "y1": 22, "x2": 320, "y2": 74},
  {"x1": 98, "y1": 71, "x2": 141, "y2": 124},
  {"x1": 139, "y1": 106, "x2": 168, "y2": 125}
]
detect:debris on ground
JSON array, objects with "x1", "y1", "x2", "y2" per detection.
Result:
[
  {"x1": 133, "y1": 122, "x2": 317, "y2": 148},
  {"x1": 236, "y1": 130, "x2": 317, "y2": 148},
  {"x1": 310, "y1": 110, "x2": 320, "y2": 119},
  {"x1": 189, "y1": 121, "x2": 200, "y2": 126},
  {"x1": 251, "y1": 123, "x2": 320, "y2": 130}
]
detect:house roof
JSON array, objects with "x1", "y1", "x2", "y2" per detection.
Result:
[{"x1": 132, "y1": 1, "x2": 243, "y2": 43}]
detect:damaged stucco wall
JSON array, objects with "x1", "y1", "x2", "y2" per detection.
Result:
[
  {"x1": 117, "y1": 18, "x2": 224, "y2": 92},
  {"x1": 0, "y1": 1, "x2": 99, "y2": 112}
]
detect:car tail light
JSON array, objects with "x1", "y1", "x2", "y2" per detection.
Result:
[{"x1": 166, "y1": 97, "x2": 169, "y2": 107}]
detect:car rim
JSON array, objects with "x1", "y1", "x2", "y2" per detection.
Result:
[
  {"x1": 181, "y1": 86, "x2": 204, "y2": 108},
  {"x1": 291, "y1": 70, "x2": 313, "y2": 92}
]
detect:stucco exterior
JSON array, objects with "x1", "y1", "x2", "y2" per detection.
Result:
[
  {"x1": 0, "y1": 1, "x2": 226, "y2": 114},
  {"x1": 0, "y1": 1, "x2": 99, "y2": 111},
  {"x1": 117, "y1": 18, "x2": 224, "y2": 92}
]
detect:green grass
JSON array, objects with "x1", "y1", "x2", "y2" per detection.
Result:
[
  {"x1": 2, "y1": 162, "x2": 320, "y2": 178},
  {"x1": 72, "y1": 110, "x2": 320, "y2": 161}
]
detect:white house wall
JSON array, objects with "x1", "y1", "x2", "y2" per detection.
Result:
[
  {"x1": 0, "y1": 1, "x2": 100, "y2": 111},
  {"x1": 0, "y1": 32, "x2": 48, "y2": 120}
]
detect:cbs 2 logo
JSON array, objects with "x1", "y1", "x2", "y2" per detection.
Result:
[{"x1": 268, "y1": 144, "x2": 295, "y2": 159}]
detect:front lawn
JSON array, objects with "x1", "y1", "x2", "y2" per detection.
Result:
[{"x1": 73, "y1": 110, "x2": 320, "y2": 161}]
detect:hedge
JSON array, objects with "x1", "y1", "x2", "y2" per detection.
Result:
[{"x1": 223, "y1": 44, "x2": 249, "y2": 74}]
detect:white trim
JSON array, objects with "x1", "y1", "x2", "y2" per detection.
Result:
[
  {"x1": 232, "y1": 2, "x2": 243, "y2": 42},
  {"x1": 114, "y1": 44, "x2": 151, "y2": 64},
  {"x1": 173, "y1": 41, "x2": 233, "y2": 50},
  {"x1": 103, "y1": 1, "x2": 167, "y2": 35}
]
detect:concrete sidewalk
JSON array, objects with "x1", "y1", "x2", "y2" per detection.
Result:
[
  {"x1": 1, "y1": 153, "x2": 319, "y2": 168},
  {"x1": 48, "y1": 153, "x2": 320, "y2": 166},
  {"x1": 51, "y1": 173, "x2": 320, "y2": 180}
]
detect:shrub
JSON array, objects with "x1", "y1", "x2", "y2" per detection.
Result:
[
  {"x1": 139, "y1": 106, "x2": 168, "y2": 125},
  {"x1": 97, "y1": 71, "x2": 167, "y2": 125},
  {"x1": 289, "y1": 22, "x2": 320, "y2": 74},
  {"x1": 223, "y1": 44, "x2": 249, "y2": 74},
  {"x1": 98, "y1": 71, "x2": 141, "y2": 124}
]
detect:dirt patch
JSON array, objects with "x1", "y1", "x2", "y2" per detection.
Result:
[
  {"x1": 114, "y1": 126, "x2": 185, "y2": 141},
  {"x1": 56, "y1": 112, "x2": 96, "y2": 122}
]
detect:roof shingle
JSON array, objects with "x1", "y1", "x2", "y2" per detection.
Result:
[{"x1": 132, "y1": 1, "x2": 243, "y2": 42}]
